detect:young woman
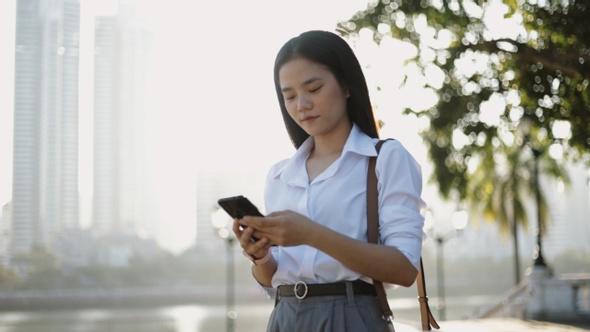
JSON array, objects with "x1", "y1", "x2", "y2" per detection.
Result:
[{"x1": 233, "y1": 30, "x2": 426, "y2": 332}]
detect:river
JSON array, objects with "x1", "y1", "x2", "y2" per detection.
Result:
[
  {"x1": 0, "y1": 303, "x2": 273, "y2": 332},
  {"x1": 0, "y1": 295, "x2": 498, "y2": 332}
]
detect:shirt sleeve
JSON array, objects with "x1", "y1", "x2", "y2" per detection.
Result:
[
  {"x1": 375, "y1": 140, "x2": 426, "y2": 270},
  {"x1": 253, "y1": 163, "x2": 285, "y2": 298}
]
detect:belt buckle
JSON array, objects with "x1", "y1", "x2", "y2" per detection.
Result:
[{"x1": 294, "y1": 281, "x2": 308, "y2": 299}]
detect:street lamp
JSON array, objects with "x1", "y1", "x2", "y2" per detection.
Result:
[
  {"x1": 211, "y1": 208, "x2": 237, "y2": 332},
  {"x1": 531, "y1": 146, "x2": 547, "y2": 268},
  {"x1": 425, "y1": 209, "x2": 468, "y2": 321},
  {"x1": 517, "y1": 116, "x2": 548, "y2": 269}
]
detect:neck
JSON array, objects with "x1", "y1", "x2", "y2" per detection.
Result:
[{"x1": 311, "y1": 124, "x2": 352, "y2": 157}]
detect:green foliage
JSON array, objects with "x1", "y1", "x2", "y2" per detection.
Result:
[
  {"x1": 12, "y1": 245, "x2": 61, "y2": 272},
  {"x1": 0, "y1": 265, "x2": 21, "y2": 290},
  {"x1": 339, "y1": 0, "x2": 589, "y2": 200},
  {"x1": 2, "y1": 246, "x2": 234, "y2": 291},
  {"x1": 338, "y1": 0, "x2": 586, "y2": 240}
]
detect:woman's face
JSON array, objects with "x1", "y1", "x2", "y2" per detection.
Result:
[{"x1": 278, "y1": 57, "x2": 350, "y2": 139}]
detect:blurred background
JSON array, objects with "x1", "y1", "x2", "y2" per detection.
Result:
[{"x1": 0, "y1": 0, "x2": 589, "y2": 331}]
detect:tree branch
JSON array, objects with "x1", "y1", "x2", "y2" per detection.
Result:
[{"x1": 450, "y1": 38, "x2": 590, "y2": 78}]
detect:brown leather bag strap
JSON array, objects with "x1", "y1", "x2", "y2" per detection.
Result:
[
  {"x1": 367, "y1": 139, "x2": 440, "y2": 331},
  {"x1": 367, "y1": 139, "x2": 392, "y2": 320},
  {"x1": 417, "y1": 258, "x2": 440, "y2": 331}
]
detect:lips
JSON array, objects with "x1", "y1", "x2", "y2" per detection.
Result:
[{"x1": 301, "y1": 115, "x2": 319, "y2": 122}]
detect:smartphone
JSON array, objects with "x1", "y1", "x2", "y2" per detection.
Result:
[{"x1": 217, "y1": 195, "x2": 264, "y2": 242}]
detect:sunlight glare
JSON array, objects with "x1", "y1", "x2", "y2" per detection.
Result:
[
  {"x1": 479, "y1": 93, "x2": 506, "y2": 127},
  {"x1": 0, "y1": 0, "x2": 432, "y2": 254}
]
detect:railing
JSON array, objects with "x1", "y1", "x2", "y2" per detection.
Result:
[
  {"x1": 476, "y1": 278, "x2": 530, "y2": 319},
  {"x1": 477, "y1": 273, "x2": 590, "y2": 321},
  {"x1": 562, "y1": 273, "x2": 590, "y2": 316}
]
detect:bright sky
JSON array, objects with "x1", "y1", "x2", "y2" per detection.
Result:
[{"x1": 0, "y1": 0, "x2": 437, "y2": 253}]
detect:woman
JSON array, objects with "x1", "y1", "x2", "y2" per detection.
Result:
[{"x1": 233, "y1": 30, "x2": 426, "y2": 332}]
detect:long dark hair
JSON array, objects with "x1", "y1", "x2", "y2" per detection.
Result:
[{"x1": 273, "y1": 30, "x2": 379, "y2": 149}]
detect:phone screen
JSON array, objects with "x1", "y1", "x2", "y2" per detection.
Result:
[{"x1": 217, "y1": 195, "x2": 264, "y2": 219}]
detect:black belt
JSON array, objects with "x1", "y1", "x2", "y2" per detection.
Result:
[{"x1": 277, "y1": 280, "x2": 377, "y2": 300}]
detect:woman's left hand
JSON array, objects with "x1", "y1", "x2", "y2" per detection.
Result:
[{"x1": 240, "y1": 210, "x2": 320, "y2": 247}]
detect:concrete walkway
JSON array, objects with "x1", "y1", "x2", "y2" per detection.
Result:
[{"x1": 394, "y1": 318, "x2": 590, "y2": 331}]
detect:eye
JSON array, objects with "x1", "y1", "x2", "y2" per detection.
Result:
[
  {"x1": 284, "y1": 94, "x2": 295, "y2": 101},
  {"x1": 310, "y1": 85, "x2": 322, "y2": 93}
]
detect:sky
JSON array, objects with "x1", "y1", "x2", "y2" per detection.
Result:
[
  {"x1": 1, "y1": 0, "x2": 584, "y2": 270},
  {"x1": 0, "y1": 0, "x2": 439, "y2": 253}
]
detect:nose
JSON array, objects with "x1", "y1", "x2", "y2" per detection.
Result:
[{"x1": 297, "y1": 94, "x2": 312, "y2": 112}]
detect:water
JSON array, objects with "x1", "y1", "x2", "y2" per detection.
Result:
[
  {"x1": 0, "y1": 296, "x2": 498, "y2": 332},
  {"x1": 0, "y1": 303, "x2": 272, "y2": 332}
]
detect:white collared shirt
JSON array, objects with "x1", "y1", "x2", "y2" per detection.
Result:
[{"x1": 264, "y1": 124, "x2": 426, "y2": 290}]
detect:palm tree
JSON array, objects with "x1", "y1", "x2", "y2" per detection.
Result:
[{"x1": 467, "y1": 133, "x2": 569, "y2": 285}]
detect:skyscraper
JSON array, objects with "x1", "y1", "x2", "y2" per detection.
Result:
[
  {"x1": 92, "y1": 2, "x2": 156, "y2": 238},
  {"x1": 92, "y1": 14, "x2": 119, "y2": 235},
  {"x1": 11, "y1": 0, "x2": 80, "y2": 254}
]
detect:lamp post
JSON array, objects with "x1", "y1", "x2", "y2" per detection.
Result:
[
  {"x1": 531, "y1": 147, "x2": 547, "y2": 268},
  {"x1": 211, "y1": 208, "x2": 237, "y2": 332},
  {"x1": 426, "y1": 209, "x2": 468, "y2": 321},
  {"x1": 517, "y1": 117, "x2": 548, "y2": 269}
]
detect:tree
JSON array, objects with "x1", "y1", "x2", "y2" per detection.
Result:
[
  {"x1": 467, "y1": 133, "x2": 569, "y2": 283},
  {"x1": 338, "y1": 0, "x2": 586, "y2": 281},
  {"x1": 11, "y1": 246, "x2": 63, "y2": 289},
  {"x1": 0, "y1": 264, "x2": 21, "y2": 290},
  {"x1": 339, "y1": 0, "x2": 588, "y2": 199}
]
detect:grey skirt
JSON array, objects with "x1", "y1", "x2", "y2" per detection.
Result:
[{"x1": 266, "y1": 282, "x2": 393, "y2": 332}]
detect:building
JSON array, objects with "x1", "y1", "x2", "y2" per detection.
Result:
[
  {"x1": 11, "y1": 0, "x2": 80, "y2": 254},
  {"x1": 0, "y1": 203, "x2": 12, "y2": 265},
  {"x1": 92, "y1": 2, "x2": 156, "y2": 238},
  {"x1": 543, "y1": 163, "x2": 590, "y2": 257}
]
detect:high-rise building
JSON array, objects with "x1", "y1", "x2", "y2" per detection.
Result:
[
  {"x1": 92, "y1": 14, "x2": 119, "y2": 235},
  {"x1": 92, "y1": 3, "x2": 156, "y2": 238},
  {"x1": 543, "y1": 163, "x2": 590, "y2": 256},
  {"x1": 11, "y1": 0, "x2": 80, "y2": 254},
  {"x1": 0, "y1": 203, "x2": 12, "y2": 265}
]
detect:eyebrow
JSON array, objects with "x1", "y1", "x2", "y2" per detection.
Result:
[{"x1": 281, "y1": 76, "x2": 323, "y2": 93}]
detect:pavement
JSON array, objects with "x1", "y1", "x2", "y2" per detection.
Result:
[{"x1": 394, "y1": 318, "x2": 590, "y2": 331}]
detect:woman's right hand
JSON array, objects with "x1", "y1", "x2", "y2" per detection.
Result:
[{"x1": 233, "y1": 218, "x2": 272, "y2": 259}]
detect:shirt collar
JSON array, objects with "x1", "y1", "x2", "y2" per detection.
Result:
[
  {"x1": 343, "y1": 123, "x2": 379, "y2": 158},
  {"x1": 276, "y1": 124, "x2": 378, "y2": 186}
]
